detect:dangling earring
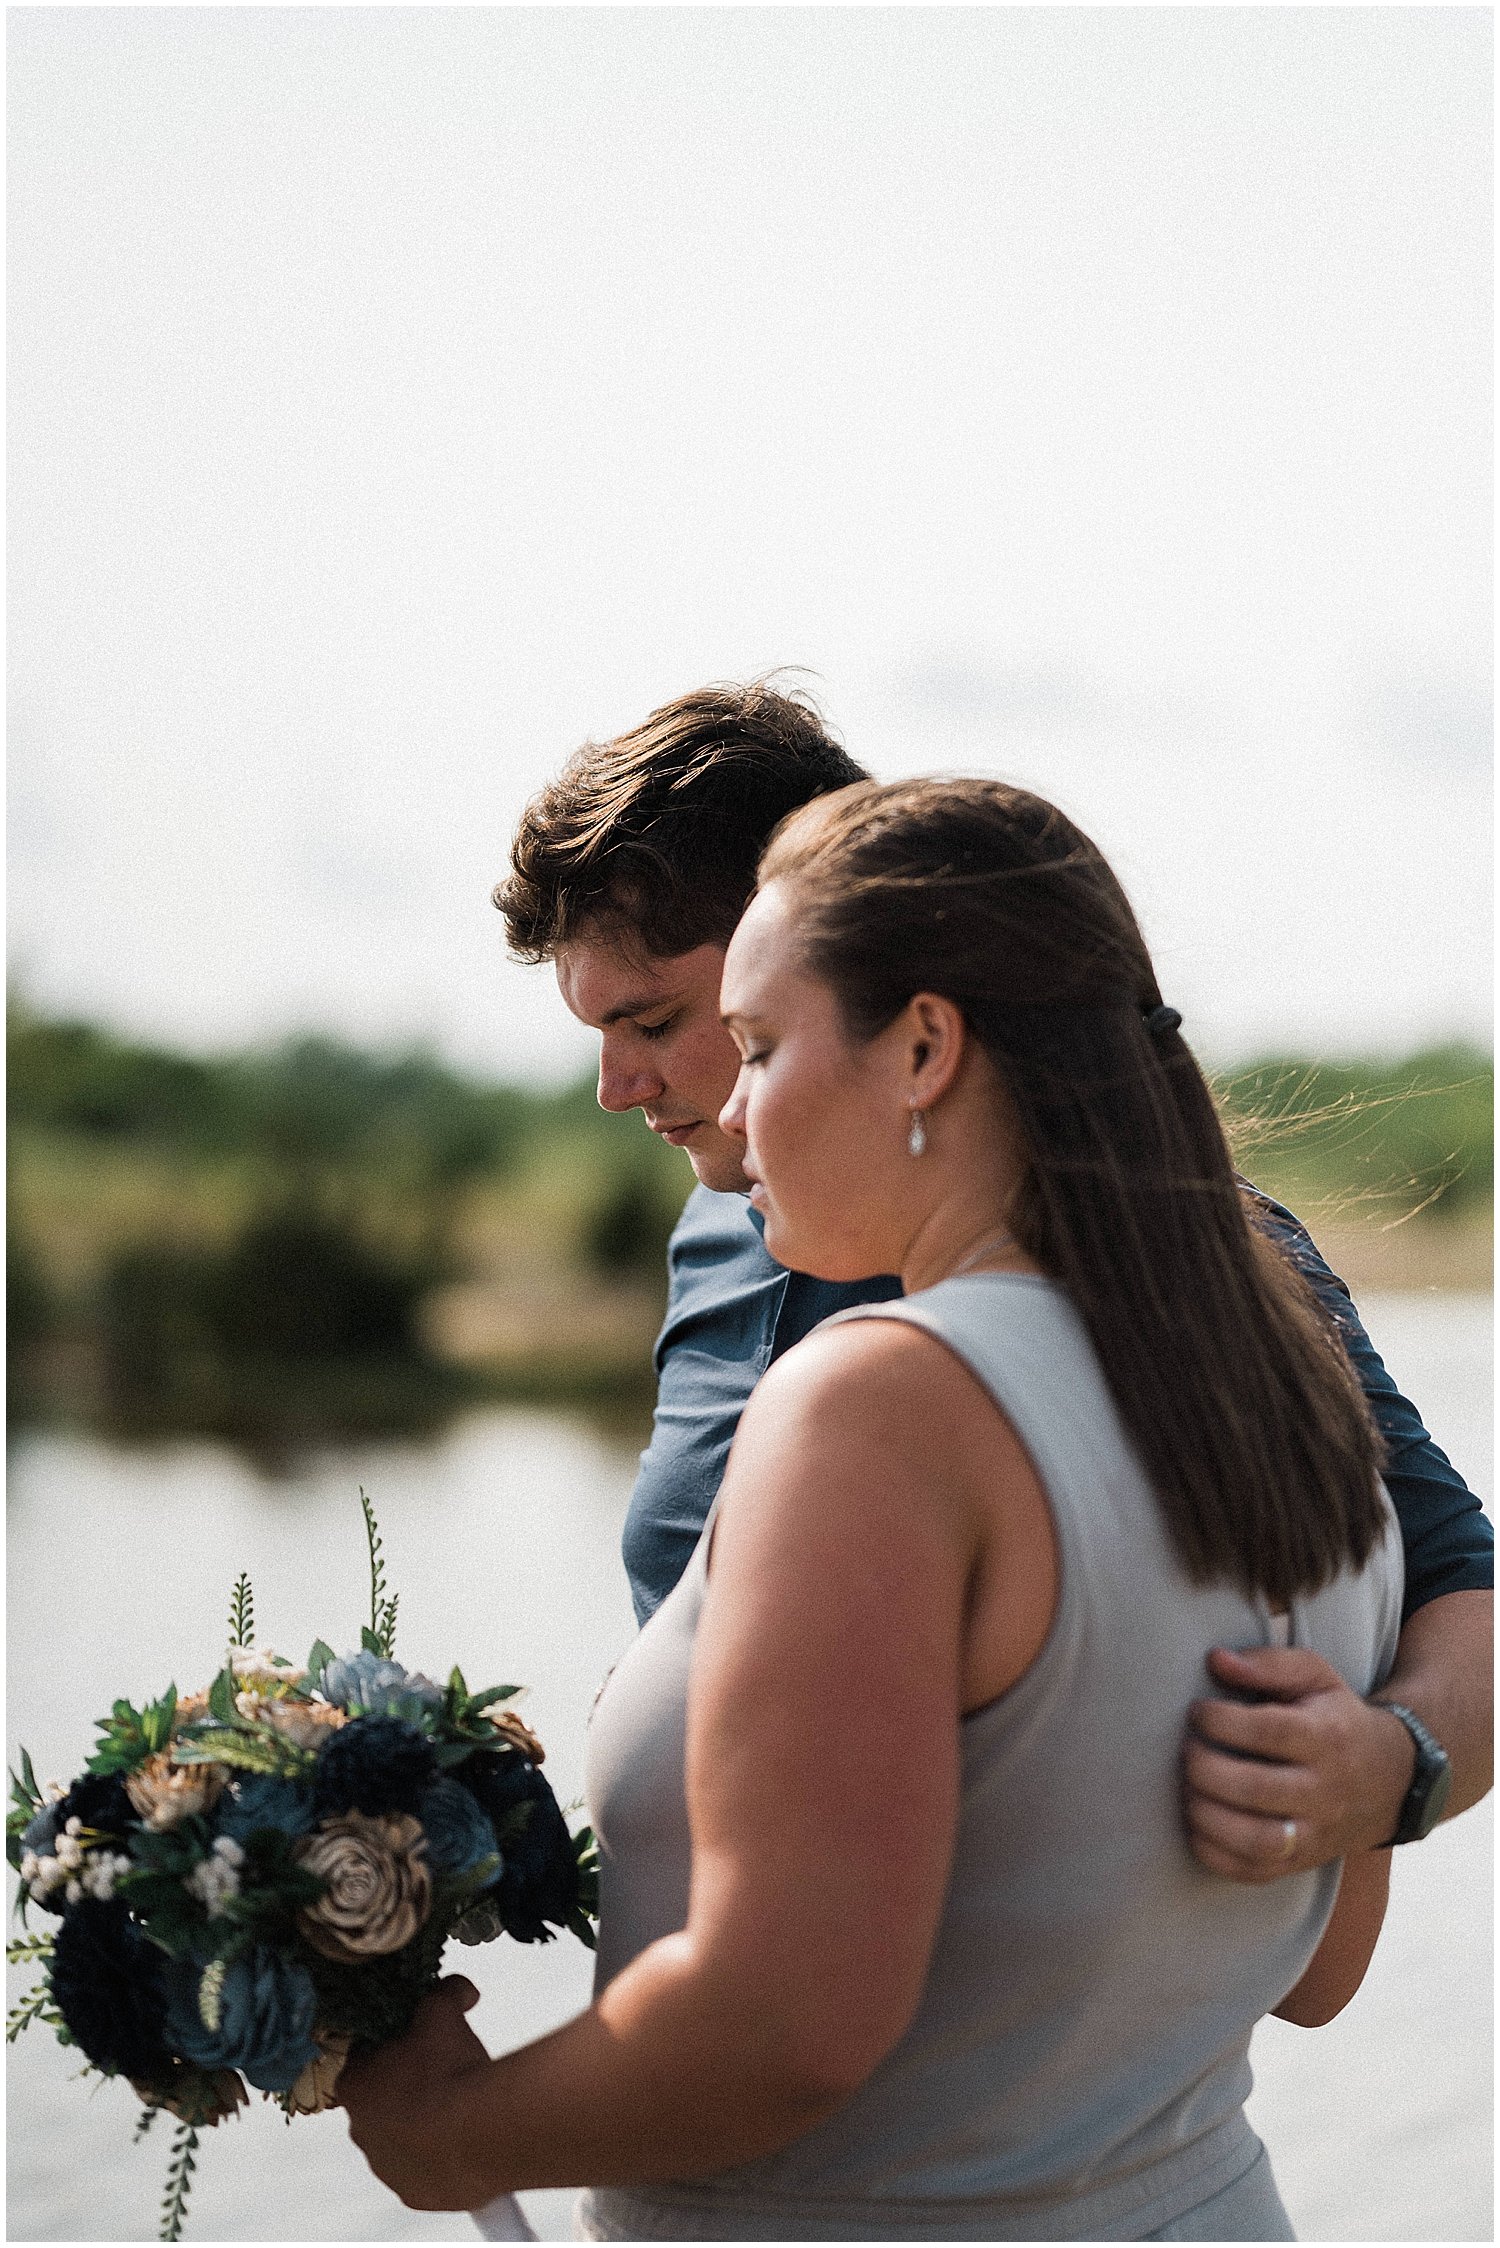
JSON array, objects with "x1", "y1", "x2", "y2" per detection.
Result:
[{"x1": 907, "y1": 1106, "x2": 927, "y2": 1157}]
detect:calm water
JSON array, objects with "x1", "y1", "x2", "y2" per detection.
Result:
[{"x1": 7, "y1": 1293, "x2": 1492, "y2": 2242}]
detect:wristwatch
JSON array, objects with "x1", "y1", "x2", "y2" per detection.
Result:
[{"x1": 1374, "y1": 1702, "x2": 1453, "y2": 1844}]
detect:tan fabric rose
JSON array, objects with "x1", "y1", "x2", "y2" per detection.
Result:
[
  {"x1": 489, "y1": 1709, "x2": 546, "y2": 1763},
  {"x1": 125, "y1": 1753, "x2": 229, "y2": 1832},
  {"x1": 132, "y1": 2064, "x2": 248, "y2": 2126},
  {"x1": 263, "y1": 1698, "x2": 348, "y2": 1751},
  {"x1": 453, "y1": 1893, "x2": 506, "y2": 1947},
  {"x1": 294, "y1": 1810, "x2": 430, "y2": 1960},
  {"x1": 170, "y1": 1691, "x2": 212, "y2": 1733},
  {"x1": 230, "y1": 1649, "x2": 307, "y2": 1692},
  {"x1": 281, "y1": 2030, "x2": 352, "y2": 2115}
]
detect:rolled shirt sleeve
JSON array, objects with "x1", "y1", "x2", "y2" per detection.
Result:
[{"x1": 1246, "y1": 1186, "x2": 1493, "y2": 1620}]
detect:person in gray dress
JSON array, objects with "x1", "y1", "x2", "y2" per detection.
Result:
[
  {"x1": 496, "y1": 679, "x2": 1487, "y2": 1871},
  {"x1": 343, "y1": 777, "x2": 1405, "y2": 2239}
]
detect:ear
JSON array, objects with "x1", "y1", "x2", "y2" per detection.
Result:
[{"x1": 904, "y1": 993, "x2": 968, "y2": 1109}]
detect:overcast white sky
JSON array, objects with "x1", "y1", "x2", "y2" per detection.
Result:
[{"x1": 8, "y1": 6, "x2": 1492, "y2": 1085}]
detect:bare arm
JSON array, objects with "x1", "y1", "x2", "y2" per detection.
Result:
[
  {"x1": 1273, "y1": 1849, "x2": 1391, "y2": 2026},
  {"x1": 1184, "y1": 1590, "x2": 1492, "y2": 1882},
  {"x1": 341, "y1": 1323, "x2": 994, "y2": 2208}
]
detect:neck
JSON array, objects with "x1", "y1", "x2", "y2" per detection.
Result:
[{"x1": 899, "y1": 1203, "x2": 1041, "y2": 1295}]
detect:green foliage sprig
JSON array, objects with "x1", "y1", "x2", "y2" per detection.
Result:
[
  {"x1": 6, "y1": 1932, "x2": 55, "y2": 1965},
  {"x1": 359, "y1": 1488, "x2": 398, "y2": 1657},
  {"x1": 170, "y1": 1727, "x2": 313, "y2": 1783},
  {"x1": 86, "y1": 1690, "x2": 178, "y2": 1780},
  {"x1": 226, "y1": 1575, "x2": 254, "y2": 1650},
  {"x1": 7, "y1": 1748, "x2": 45, "y2": 1872},
  {"x1": 7, "y1": 1979, "x2": 61, "y2": 2042},
  {"x1": 431, "y1": 1667, "x2": 525, "y2": 1765},
  {"x1": 9, "y1": 1747, "x2": 43, "y2": 1819},
  {"x1": 159, "y1": 2122, "x2": 199, "y2": 2244},
  {"x1": 207, "y1": 1667, "x2": 241, "y2": 1728}
]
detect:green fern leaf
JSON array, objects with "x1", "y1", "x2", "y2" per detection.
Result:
[
  {"x1": 197, "y1": 1959, "x2": 228, "y2": 2034},
  {"x1": 171, "y1": 1730, "x2": 309, "y2": 1779},
  {"x1": 158, "y1": 2120, "x2": 200, "y2": 2243},
  {"x1": 227, "y1": 1573, "x2": 255, "y2": 1649}
]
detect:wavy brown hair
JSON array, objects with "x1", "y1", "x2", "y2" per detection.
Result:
[
  {"x1": 760, "y1": 778, "x2": 1387, "y2": 1606},
  {"x1": 496, "y1": 680, "x2": 867, "y2": 961}
]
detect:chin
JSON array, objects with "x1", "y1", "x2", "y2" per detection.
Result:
[
  {"x1": 689, "y1": 1145, "x2": 753, "y2": 1196},
  {"x1": 761, "y1": 1214, "x2": 888, "y2": 1284}
]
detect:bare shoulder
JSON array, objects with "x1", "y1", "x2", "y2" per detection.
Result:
[
  {"x1": 711, "y1": 1310, "x2": 1057, "y2": 1714},
  {"x1": 750, "y1": 1310, "x2": 991, "y2": 1433},
  {"x1": 729, "y1": 1311, "x2": 1024, "y2": 1520}
]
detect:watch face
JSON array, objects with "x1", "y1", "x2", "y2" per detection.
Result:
[
  {"x1": 1411, "y1": 1753, "x2": 1453, "y2": 1841},
  {"x1": 1383, "y1": 1703, "x2": 1454, "y2": 1845}
]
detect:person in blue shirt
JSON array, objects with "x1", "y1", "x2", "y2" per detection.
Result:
[{"x1": 494, "y1": 679, "x2": 1492, "y2": 1879}]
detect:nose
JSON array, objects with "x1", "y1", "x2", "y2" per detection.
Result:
[
  {"x1": 597, "y1": 1036, "x2": 665, "y2": 1115},
  {"x1": 718, "y1": 1069, "x2": 749, "y2": 1142}
]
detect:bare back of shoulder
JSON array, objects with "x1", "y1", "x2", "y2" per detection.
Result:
[{"x1": 716, "y1": 1315, "x2": 1058, "y2": 1718}]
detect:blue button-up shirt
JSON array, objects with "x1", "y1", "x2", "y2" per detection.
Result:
[{"x1": 622, "y1": 1184, "x2": 1492, "y2": 1627}]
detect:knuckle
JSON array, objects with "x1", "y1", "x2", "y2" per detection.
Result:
[
  {"x1": 1239, "y1": 1812, "x2": 1280, "y2": 1855},
  {"x1": 1187, "y1": 1736, "x2": 1221, "y2": 1774},
  {"x1": 1194, "y1": 1701, "x2": 1248, "y2": 1744}
]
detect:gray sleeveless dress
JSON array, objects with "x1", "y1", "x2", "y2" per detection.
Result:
[{"x1": 580, "y1": 1275, "x2": 1404, "y2": 2241}]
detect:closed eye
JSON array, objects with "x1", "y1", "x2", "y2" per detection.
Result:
[{"x1": 636, "y1": 1016, "x2": 676, "y2": 1042}]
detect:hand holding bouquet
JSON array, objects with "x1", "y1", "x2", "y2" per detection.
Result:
[{"x1": 7, "y1": 1494, "x2": 596, "y2": 2240}]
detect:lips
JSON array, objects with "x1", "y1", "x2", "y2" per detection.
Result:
[{"x1": 650, "y1": 1120, "x2": 701, "y2": 1146}]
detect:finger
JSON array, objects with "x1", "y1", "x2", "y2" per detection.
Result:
[
  {"x1": 335, "y1": 2056, "x2": 371, "y2": 2112},
  {"x1": 435, "y1": 1975, "x2": 481, "y2": 2012},
  {"x1": 1185, "y1": 1794, "x2": 1308, "y2": 1881},
  {"x1": 1189, "y1": 1696, "x2": 1312, "y2": 1763},
  {"x1": 1205, "y1": 1644, "x2": 1342, "y2": 1700},
  {"x1": 1187, "y1": 1831, "x2": 1287, "y2": 1885},
  {"x1": 1183, "y1": 1738, "x2": 1311, "y2": 1817}
]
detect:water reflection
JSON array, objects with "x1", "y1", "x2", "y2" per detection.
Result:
[
  {"x1": 7, "y1": 1295, "x2": 1491, "y2": 2241},
  {"x1": 9, "y1": 1363, "x2": 656, "y2": 1484}
]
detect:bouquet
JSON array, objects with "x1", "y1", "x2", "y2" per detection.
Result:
[{"x1": 7, "y1": 1493, "x2": 597, "y2": 2241}]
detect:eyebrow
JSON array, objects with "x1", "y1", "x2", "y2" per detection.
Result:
[{"x1": 598, "y1": 992, "x2": 680, "y2": 1026}]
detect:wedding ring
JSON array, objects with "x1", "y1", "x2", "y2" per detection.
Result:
[{"x1": 1279, "y1": 1819, "x2": 1298, "y2": 1860}]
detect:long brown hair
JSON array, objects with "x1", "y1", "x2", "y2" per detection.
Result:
[{"x1": 761, "y1": 778, "x2": 1387, "y2": 1606}]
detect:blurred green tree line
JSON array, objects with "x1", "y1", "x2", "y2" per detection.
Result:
[
  {"x1": 7, "y1": 996, "x2": 1491, "y2": 1447},
  {"x1": 7, "y1": 997, "x2": 690, "y2": 1440},
  {"x1": 1217, "y1": 1045, "x2": 1493, "y2": 1226}
]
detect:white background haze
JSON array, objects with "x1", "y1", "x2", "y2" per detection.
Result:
[{"x1": 8, "y1": 6, "x2": 1491, "y2": 1085}]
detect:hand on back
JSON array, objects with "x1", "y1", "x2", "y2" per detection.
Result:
[{"x1": 1183, "y1": 1645, "x2": 1416, "y2": 1879}]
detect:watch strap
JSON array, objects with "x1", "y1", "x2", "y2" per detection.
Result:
[{"x1": 1375, "y1": 1700, "x2": 1453, "y2": 1845}]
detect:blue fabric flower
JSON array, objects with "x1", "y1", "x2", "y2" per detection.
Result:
[
  {"x1": 320, "y1": 1651, "x2": 442, "y2": 1720},
  {"x1": 29, "y1": 1773, "x2": 134, "y2": 1854},
  {"x1": 21, "y1": 1801, "x2": 62, "y2": 1856},
  {"x1": 215, "y1": 1776, "x2": 317, "y2": 1845},
  {"x1": 22, "y1": 1775, "x2": 136, "y2": 1912},
  {"x1": 163, "y1": 1944, "x2": 319, "y2": 2094},
  {"x1": 51, "y1": 1899, "x2": 173, "y2": 2081},
  {"x1": 311, "y1": 1715, "x2": 436, "y2": 1819},
  {"x1": 417, "y1": 1778, "x2": 503, "y2": 1881},
  {"x1": 459, "y1": 1752, "x2": 579, "y2": 1944}
]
